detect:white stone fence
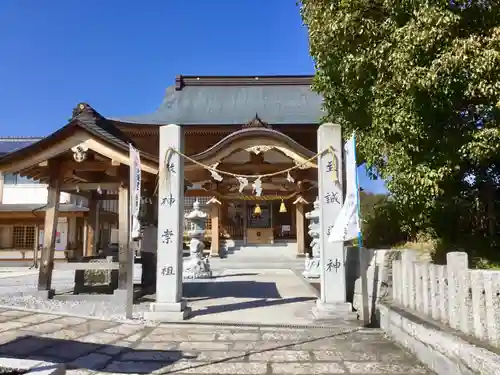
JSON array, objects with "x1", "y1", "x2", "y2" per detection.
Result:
[{"x1": 391, "y1": 250, "x2": 500, "y2": 348}]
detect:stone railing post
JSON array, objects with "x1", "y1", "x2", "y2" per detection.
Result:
[
  {"x1": 446, "y1": 252, "x2": 469, "y2": 332},
  {"x1": 437, "y1": 265, "x2": 449, "y2": 324},
  {"x1": 428, "y1": 264, "x2": 439, "y2": 320},
  {"x1": 401, "y1": 250, "x2": 418, "y2": 309},
  {"x1": 414, "y1": 262, "x2": 423, "y2": 313},
  {"x1": 183, "y1": 200, "x2": 212, "y2": 279},
  {"x1": 392, "y1": 258, "x2": 402, "y2": 304},
  {"x1": 421, "y1": 263, "x2": 431, "y2": 316},
  {"x1": 483, "y1": 271, "x2": 500, "y2": 347},
  {"x1": 302, "y1": 197, "x2": 320, "y2": 279},
  {"x1": 470, "y1": 270, "x2": 487, "y2": 340}
]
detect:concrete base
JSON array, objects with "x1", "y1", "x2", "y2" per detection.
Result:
[
  {"x1": 0, "y1": 357, "x2": 65, "y2": 375},
  {"x1": 312, "y1": 299, "x2": 357, "y2": 321},
  {"x1": 33, "y1": 289, "x2": 55, "y2": 300},
  {"x1": 53, "y1": 294, "x2": 117, "y2": 302},
  {"x1": 144, "y1": 301, "x2": 191, "y2": 321},
  {"x1": 113, "y1": 288, "x2": 138, "y2": 304},
  {"x1": 183, "y1": 271, "x2": 213, "y2": 279},
  {"x1": 379, "y1": 302, "x2": 500, "y2": 375}
]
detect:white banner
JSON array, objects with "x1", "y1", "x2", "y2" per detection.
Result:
[
  {"x1": 328, "y1": 133, "x2": 361, "y2": 242},
  {"x1": 129, "y1": 144, "x2": 142, "y2": 240}
]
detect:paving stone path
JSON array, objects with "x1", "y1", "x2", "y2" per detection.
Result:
[{"x1": 0, "y1": 308, "x2": 434, "y2": 374}]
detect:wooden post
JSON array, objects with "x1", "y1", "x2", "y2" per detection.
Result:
[
  {"x1": 37, "y1": 161, "x2": 61, "y2": 295},
  {"x1": 243, "y1": 201, "x2": 248, "y2": 245},
  {"x1": 85, "y1": 194, "x2": 98, "y2": 256},
  {"x1": 207, "y1": 197, "x2": 221, "y2": 257},
  {"x1": 293, "y1": 196, "x2": 308, "y2": 257},
  {"x1": 0, "y1": 172, "x2": 4, "y2": 203},
  {"x1": 68, "y1": 216, "x2": 77, "y2": 258},
  {"x1": 117, "y1": 183, "x2": 130, "y2": 290}
]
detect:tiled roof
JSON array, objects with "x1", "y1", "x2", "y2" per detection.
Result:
[
  {"x1": 0, "y1": 137, "x2": 42, "y2": 156},
  {"x1": 112, "y1": 75, "x2": 324, "y2": 125}
]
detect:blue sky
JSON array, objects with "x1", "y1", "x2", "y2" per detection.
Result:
[{"x1": 0, "y1": 0, "x2": 386, "y2": 194}]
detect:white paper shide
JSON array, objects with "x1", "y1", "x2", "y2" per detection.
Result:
[{"x1": 129, "y1": 143, "x2": 142, "y2": 240}]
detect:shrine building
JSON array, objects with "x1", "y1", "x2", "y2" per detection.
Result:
[{"x1": 0, "y1": 75, "x2": 324, "y2": 262}]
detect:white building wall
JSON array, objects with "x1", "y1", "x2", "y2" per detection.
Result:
[{"x1": 3, "y1": 185, "x2": 73, "y2": 205}]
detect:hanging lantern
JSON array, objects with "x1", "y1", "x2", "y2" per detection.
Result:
[
  {"x1": 254, "y1": 204, "x2": 262, "y2": 215},
  {"x1": 279, "y1": 200, "x2": 287, "y2": 213}
]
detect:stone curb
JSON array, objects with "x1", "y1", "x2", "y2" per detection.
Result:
[
  {"x1": 0, "y1": 303, "x2": 366, "y2": 332},
  {"x1": 379, "y1": 302, "x2": 500, "y2": 375},
  {"x1": 0, "y1": 357, "x2": 65, "y2": 375}
]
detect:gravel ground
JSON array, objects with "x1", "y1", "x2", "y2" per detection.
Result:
[
  {"x1": 0, "y1": 271, "x2": 151, "y2": 323},
  {"x1": 0, "y1": 294, "x2": 153, "y2": 323}
]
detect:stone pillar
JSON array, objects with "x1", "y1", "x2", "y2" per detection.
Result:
[
  {"x1": 314, "y1": 123, "x2": 355, "y2": 319},
  {"x1": 37, "y1": 162, "x2": 61, "y2": 297},
  {"x1": 146, "y1": 124, "x2": 190, "y2": 321},
  {"x1": 183, "y1": 200, "x2": 212, "y2": 279},
  {"x1": 302, "y1": 197, "x2": 320, "y2": 279},
  {"x1": 293, "y1": 196, "x2": 308, "y2": 257},
  {"x1": 207, "y1": 197, "x2": 221, "y2": 257}
]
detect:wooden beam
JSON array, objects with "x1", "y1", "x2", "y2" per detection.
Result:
[
  {"x1": 37, "y1": 160, "x2": 62, "y2": 293},
  {"x1": 83, "y1": 138, "x2": 158, "y2": 175},
  {"x1": 58, "y1": 160, "x2": 118, "y2": 171},
  {"x1": 0, "y1": 211, "x2": 86, "y2": 219},
  {"x1": 185, "y1": 189, "x2": 213, "y2": 197},
  {"x1": 61, "y1": 182, "x2": 120, "y2": 191},
  {"x1": 220, "y1": 163, "x2": 298, "y2": 174}
]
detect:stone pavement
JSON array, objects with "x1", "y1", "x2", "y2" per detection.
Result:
[{"x1": 0, "y1": 309, "x2": 434, "y2": 374}]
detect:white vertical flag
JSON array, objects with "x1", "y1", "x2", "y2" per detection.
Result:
[
  {"x1": 328, "y1": 133, "x2": 361, "y2": 242},
  {"x1": 129, "y1": 144, "x2": 142, "y2": 240}
]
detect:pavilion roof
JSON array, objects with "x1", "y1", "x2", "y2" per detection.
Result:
[
  {"x1": 111, "y1": 75, "x2": 325, "y2": 126},
  {"x1": 0, "y1": 137, "x2": 42, "y2": 157},
  {"x1": 0, "y1": 103, "x2": 159, "y2": 178}
]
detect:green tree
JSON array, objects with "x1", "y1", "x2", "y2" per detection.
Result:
[
  {"x1": 359, "y1": 191, "x2": 408, "y2": 248},
  {"x1": 301, "y1": 0, "x2": 500, "y2": 248}
]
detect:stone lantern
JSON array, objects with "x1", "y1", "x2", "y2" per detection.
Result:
[
  {"x1": 302, "y1": 197, "x2": 321, "y2": 279},
  {"x1": 183, "y1": 200, "x2": 212, "y2": 279}
]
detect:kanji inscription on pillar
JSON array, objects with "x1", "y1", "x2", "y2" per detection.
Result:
[
  {"x1": 326, "y1": 258, "x2": 342, "y2": 273},
  {"x1": 316, "y1": 123, "x2": 350, "y2": 311},
  {"x1": 161, "y1": 194, "x2": 176, "y2": 207},
  {"x1": 161, "y1": 229, "x2": 174, "y2": 244},
  {"x1": 161, "y1": 265, "x2": 175, "y2": 276},
  {"x1": 154, "y1": 124, "x2": 186, "y2": 307}
]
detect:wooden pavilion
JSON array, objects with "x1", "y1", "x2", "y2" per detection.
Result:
[{"x1": 0, "y1": 75, "x2": 324, "y2": 294}]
